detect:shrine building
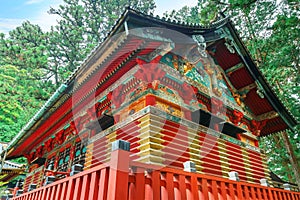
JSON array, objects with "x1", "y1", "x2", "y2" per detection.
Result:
[{"x1": 2, "y1": 8, "x2": 299, "y2": 200}]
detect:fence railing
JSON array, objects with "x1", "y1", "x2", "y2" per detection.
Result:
[
  {"x1": 10, "y1": 140, "x2": 300, "y2": 200},
  {"x1": 128, "y1": 161, "x2": 300, "y2": 200}
]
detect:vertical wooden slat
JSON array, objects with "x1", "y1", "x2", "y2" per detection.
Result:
[
  {"x1": 45, "y1": 188, "x2": 51, "y2": 200},
  {"x1": 65, "y1": 179, "x2": 74, "y2": 200},
  {"x1": 257, "y1": 187, "x2": 262, "y2": 200},
  {"x1": 262, "y1": 188, "x2": 268, "y2": 200},
  {"x1": 135, "y1": 168, "x2": 146, "y2": 200},
  {"x1": 72, "y1": 177, "x2": 82, "y2": 200},
  {"x1": 128, "y1": 182, "x2": 135, "y2": 200},
  {"x1": 236, "y1": 183, "x2": 243, "y2": 200},
  {"x1": 54, "y1": 184, "x2": 62, "y2": 200},
  {"x1": 278, "y1": 190, "x2": 283, "y2": 200},
  {"x1": 161, "y1": 180, "x2": 168, "y2": 200},
  {"x1": 32, "y1": 190, "x2": 38, "y2": 200},
  {"x1": 290, "y1": 192, "x2": 296, "y2": 200},
  {"x1": 145, "y1": 181, "x2": 153, "y2": 200},
  {"x1": 267, "y1": 188, "x2": 274, "y2": 200},
  {"x1": 33, "y1": 190, "x2": 38, "y2": 200},
  {"x1": 166, "y1": 173, "x2": 174, "y2": 200},
  {"x1": 27, "y1": 192, "x2": 32, "y2": 200},
  {"x1": 272, "y1": 189, "x2": 278, "y2": 200},
  {"x1": 243, "y1": 185, "x2": 250, "y2": 200},
  {"x1": 59, "y1": 181, "x2": 68, "y2": 200},
  {"x1": 34, "y1": 190, "x2": 40, "y2": 200},
  {"x1": 286, "y1": 193, "x2": 292, "y2": 200},
  {"x1": 228, "y1": 183, "x2": 235, "y2": 200},
  {"x1": 250, "y1": 186, "x2": 256, "y2": 200},
  {"x1": 38, "y1": 189, "x2": 43, "y2": 200},
  {"x1": 49, "y1": 185, "x2": 56, "y2": 200},
  {"x1": 98, "y1": 168, "x2": 109, "y2": 200},
  {"x1": 191, "y1": 176, "x2": 199, "y2": 199},
  {"x1": 202, "y1": 178, "x2": 209, "y2": 200},
  {"x1": 220, "y1": 181, "x2": 227, "y2": 200},
  {"x1": 80, "y1": 174, "x2": 90, "y2": 200},
  {"x1": 285, "y1": 192, "x2": 290, "y2": 200},
  {"x1": 152, "y1": 171, "x2": 161, "y2": 200},
  {"x1": 40, "y1": 187, "x2": 47, "y2": 200},
  {"x1": 88, "y1": 171, "x2": 100, "y2": 200},
  {"x1": 282, "y1": 192, "x2": 288, "y2": 200},
  {"x1": 178, "y1": 175, "x2": 187, "y2": 200},
  {"x1": 33, "y1": 192, "x2": 37, "y2": 200},
  {"x1": 211, "y1": 180, "x2": 219, "y2": 200},
  {"x1": 26, "y1": 193, "x2": 30, "y2": 200}
]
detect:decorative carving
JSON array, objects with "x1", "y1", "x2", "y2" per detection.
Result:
[
  {"x1": 224, "y1": 38, "x2": 235, "y2": 53},
  {"x1": 135, "y1": 56, "x2": 165, "y2": 83},
  {"x1": 180, "y1": 82, "x2": 195, "y2": 104},
  {"x1": 249, "y1": 119, "x2": 268, "y2": 136},
  {"x1": 156, "y1": 101, "x2": 182, "y2": 117},
  {"x1": 55, "y1": 130, "x2": 65, "y2": 145},
  {"x1": 256, "y1": 89, "x2": 264, "y2": 98},
  {"x1": 229, "y1": 110, "x2": 244, "y2": 125},
  {"x1": 44, "y1": 138, "x2": 54, "y2": 152},
  {"x1": 255, "y1": 81, "x2": 265, "y2": 98},
  {"x1": 70, "y1": 116, "x2": 84, "y2": 135},
  {"x1": 256, "y1": 111, "x2": 279, "y2": 121},
  {"x1": 211, "y1": 97, "x2": 224, "y2": 116},
  {"x1": 192, "y1": 34, "x2": 207, "y2": 57},
  {"x1": 109, "y1": 84, "x2": 126, "y2": 109},
  {"x1": 233, "y1": 92, "x2": 246, "y2": 107},
  {"x1": 238, "y1": 83, "x2": 256, "y2": 94}
]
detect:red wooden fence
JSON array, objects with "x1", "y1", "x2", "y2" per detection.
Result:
[{"x1": 11, "y1": 148, "x2": 300, "y2": 200}]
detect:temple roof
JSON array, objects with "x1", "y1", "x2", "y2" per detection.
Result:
[
  {"x1": 3, "y1": 8, "x2": 297, "y2": 159},
  {"x1": 0, "y1": 161, "x2": 25, "y2": 186}
]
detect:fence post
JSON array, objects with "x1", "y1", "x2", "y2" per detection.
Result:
[
  {"x1": 283, "y1": 183, "x2": 291, "y2": 191},
  {"x1": 183, "y1": 161, "x2": 196, "y2": 172},
  {"x1": 228, "y1": 171, "x2": 240, "y2": 181},
  {"x1": 107, "y1": 140, "x2": 130, "y2": 200},
  {"x1": 260, "y1": 179, "x2": 270, "y2": 187}
]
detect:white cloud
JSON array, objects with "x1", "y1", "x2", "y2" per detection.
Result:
[
  {"x1": 32, "y1": 10, "x2": 61, "y2": 31},
  {"x1": 32, "y1": 0, "x2": 63, "y2": 31},
  {"x1": 25, "y1": 0, "x2": 45, "y2": 5},
  {"x1": 0, "y1": 0, "x2": 63, "y2": 35},
  {"x1": 0, "y1": 18, "x2": 24, "y2": 35},
  {"x1": 0, "y1": 12, "x2": 60, "y2": 35}
]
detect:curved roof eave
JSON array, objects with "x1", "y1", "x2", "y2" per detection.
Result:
[{"x1": 225, "y1": 20, "x2": 298, "y2": 130}]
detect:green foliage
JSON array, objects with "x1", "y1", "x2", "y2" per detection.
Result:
[
  {"x1": 0, "y1": 65, "x2": 45, "y2": 142},
  {"x1": 1, "y1": 22, "x2": 48, "y2": 81},
  {"x1": 47, "y1": 0, "x2": 156, "y2": 82}
]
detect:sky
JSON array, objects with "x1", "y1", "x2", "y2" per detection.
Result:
[{"x1": 0, "y1": 0, "x2": 197, "y2": 34}]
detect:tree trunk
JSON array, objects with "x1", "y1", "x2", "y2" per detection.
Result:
[{"x1": 281, "y1": 131, "x2": 300, "y2": 189}]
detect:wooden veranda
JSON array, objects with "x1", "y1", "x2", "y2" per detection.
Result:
[{"x1": 10, "y1": 142, "x2": 300, "y2": 200}]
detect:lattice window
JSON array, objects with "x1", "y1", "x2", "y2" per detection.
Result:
[
  {"x1": 72, "y1": 139, "x2": 87, "y2": 167},
  {"x1": 56, "y1": 147, "x2": 71, "y2": 179}
]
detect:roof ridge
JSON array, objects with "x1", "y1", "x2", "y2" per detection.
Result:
[{"x1": 126, "y1": 7, "x2": 231, "y2": 30}]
